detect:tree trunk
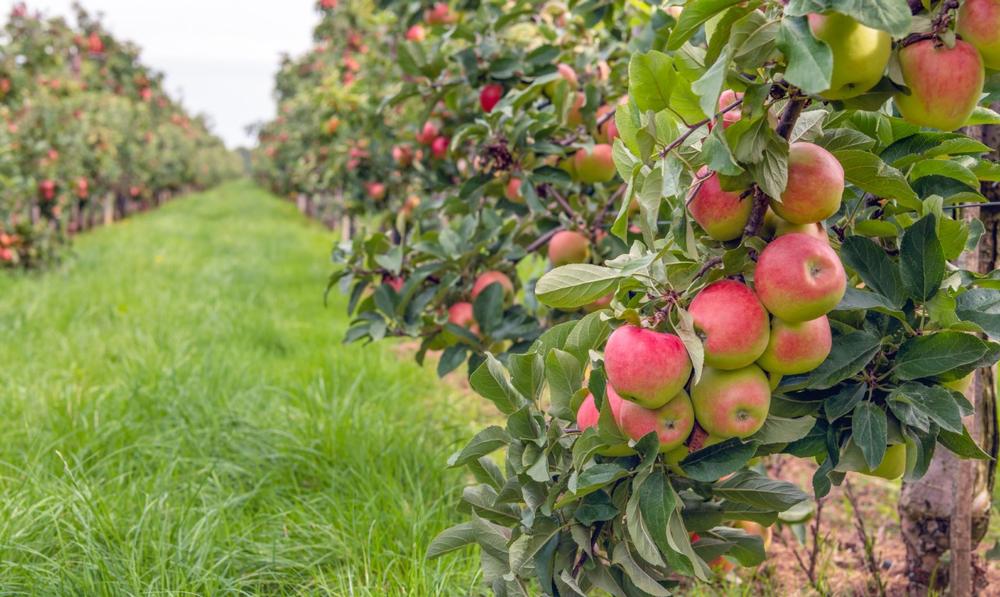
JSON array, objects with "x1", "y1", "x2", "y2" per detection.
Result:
[{"x1": 898, "y1": 111, "x2": 1000, "y2": 594}]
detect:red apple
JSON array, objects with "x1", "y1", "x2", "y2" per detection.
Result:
[
  {"x1": 416, "y1": 121, "x2": 438, "y2": 145},
  {"x1": 431, "y1": 136, "x2": 450, "y2": 159},
  {"x1": 766, "y1": 211, "x2": 828, "y2": 244},
  {"x1": 505, "y1": 177, "x2": 524, "y2": 203},
  {"x1": 716, "y1": 89, "x2": 742, "y2": 128},
  {"x1": 688, "y1": 168, "x2": 752, "y2": 241},
  {"x1": 604, "y1": 324, "x2": 693, "y2": 409},
  {"x1": 479, "y1": 83, "x2": 504, "y2": 113},
  {"x1": 543, "y1": 63, "x2": 579, "y2": 98},
  {"x1": 447, "y1": 301, "x2": 478, "y2": 334},
  {"x1": 771, "y1": 142, "x2": 843, "y2": 225},
  {"x1": 425, "y1": 2, "x2": 456, "y2": 25},
  {"x1": 957, "y1": 0, "x2": 1000, "y2": 70},
  {"x1": 405, "y1": 24, "x2": 426, "y2": 42},
  {"x1": 471, "y1": 270, "x2": 514, "y2": 301},
  {"x1": 573, "y1": 144, "x2": 616, "y2": 184},
  {"x1": 689, "y1": 280, "x2": 770, "y2": 370},
  {"x1": 39, "y1": 179, "x2": 56, "y2": 200},
  {"x1": 392, "y1": 144, "x2": 413, "y2": 166},
  {"x1": 382, "y1": 275, "x2": 405, "y2": 292},
  {"x1": 757, "y1": 315, "x2": 832, "y2": 375},
  {"x1": 615, "y1": 390, "x2": 695, "y2": 452},
  {"x1": 324, "y1": 116, "x2": 340, "y2": 135},
  {"x1": 577, "y1": 389, "x2": 633, "y2": 456},
  {"x1": 547, "y1": 230, "x2": 590, "y2": 266},
  {"x1": 690, "y1": 365, "x2": 771, "y2": 438},
  {"x1": 755, "y1": 233, "x2": 846, "y2": 322},
  {"x1": 365, "y1": 181, "x2": 386, "y2": 201},
  {"x1": 894, "y1": 39, "x2": 984, "y2": 132}
]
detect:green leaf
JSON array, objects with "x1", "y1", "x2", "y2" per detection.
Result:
[
  {"x1": 571, "y1": 463, "x2": 630, "y2": 498},
  {"x1": 749, "y1": 416, "x2": 815, "y2": 445},
  {"x1": 785, "y1": 0, "x2": 912, "y2": 37},
  {"x1": 676, "y1": 307, "x2": 705, "y2": 384},
  {"x1": 509, "y1": 518, "x2": 562, "y2": 574},
  {"x1": 611, "y1": 543, "x2": 671, "y2": 596},
  {"x1": 426, "y1": 522, "x2": 477, "y2": 559},
  {"x1": 711, "y1": 527, "x2": 767, "y2": 566},
  {"x1": 803, "y1": 330, "x2": 881, "y2": 389},
  {"x1": 448, "y1": 426, "x2": 511, "y2": 467},
  {"x1": 956, "y1": 288, "x2": 1000, "y2": 341},
  {"x1": 667, "y1": 0, "x2": 746, "y2": 50},
  {"x1": 535, "y1": 264, "x2": 623, "y2": 309},
  {"x1": 899, "y1": 215, "x2": 945, "y2": 302},
  {"x1": 890, "y1": 382, "x2": 963, "y2": 433},
  {"x1": 894, "y1": 332, "x2": 989, "y2": 380},
  {"x1": 628, "y1": 51, "x2": 675, "y2": 113},
  {"x1": 680, "y1": 439, "x2": 758, "y2": 482},
  {"x1": 852, "y1": 401, "x2": 887, "y2": 469},
  {"x1": 833, "y1": 149, "x2": 920, "y2": 210},
  {"x1": 469, "y1": 354, "x2": 527, "y2": 414},
  {"x1": 840, "y1": 236, "x2": 904, "y2": 307},
  {"x1": 714, "y1": 470, "x2": 809, "y2": 511},
  {"x1": 909, "y1": 160, "x2": 980, "y2": 189},
  {"x1": 823, "y1": 383, "x2": 865, "y2": 422},
  {"x1": 546, "y1": 349, "x2": 583, "y2": 420},
  {"x1": 776, "y1": 16, "x2": 832, "y2": 95},
  {"x1": 965, "y1": 105, "x2": 1000, "y2": 126},
  {"x1": 938, "y1": 425, "x2": 992, "y2": 460},
  {"x1": 473, "y1": 281, "x2": 505, "y2": 333},
  {"x1": 835, "y1": 287, "x2": 903, "y2": 313},
  {"x1": 692, "y1": 47, "x2": 731, "y2": 120}
]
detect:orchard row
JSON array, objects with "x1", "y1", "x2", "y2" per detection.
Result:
[
  {"x1": 254, "y1": 0, "x2": 1000, "y2": 593},
  {"x1": 0, "y1": 4, "x2": 241, "y2": 268}
]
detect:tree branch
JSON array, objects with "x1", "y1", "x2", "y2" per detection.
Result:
[{"x1": 658, "y1": 98, "x2": 743, "y2": 160}]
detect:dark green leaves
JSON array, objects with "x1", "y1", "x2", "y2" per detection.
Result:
[
  {"x1": 833, "y1": 150, "x2": 919, "y2": 209},
  {"x1": 785, "y1": 0, "x2": 911, "y2": 37},
  {"x1": 938, "y1": 425, "x2": 992, "y2": 460},
  {"x1": 899, "y1": 215, "x2": 944, "y2": 302},
  {"x1": 680, "y1": 439, "x2": 758, "y2": 482},
  {"x1": 894, "y1": 333, "x2": 990, "y2": 380},
  {"x1": 852, "y1": 401, "x2": 887, "y2": 469},
  {"x1": 956, "y1": 289, "x2": 1000, "y2": 341},
  {"x1": 840, "y1": 236, "x2": 904, "y2": 307},
  {"x1": 714, "y1": 470, "x2": 809, "y2": 511},
  {"x1": 776, "y1": 16, "x2": 832, "y2": 95},
  {"x1": 800, "y1": 330, "x2": 881, "y2": 389},
  {"x1": 426, "y1": 522, "x2": 477, "y2": 559},
  {"x1": 667, "y1": 0, "x2": 746, "y2": 50},
  {"x1": 889, "y1": 382, "x2": 963, "y2": 433}
]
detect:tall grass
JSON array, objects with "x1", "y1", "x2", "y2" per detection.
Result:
[{"x1": 0, "y1": 181, "x2": 481, "y2": 595}]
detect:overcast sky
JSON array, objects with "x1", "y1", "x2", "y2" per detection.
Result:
[{"x1": 7, "y1": 1, "x2": 318, "y2": 147}]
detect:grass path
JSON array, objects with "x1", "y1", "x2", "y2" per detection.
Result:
[{"x1": 0, "y1": 181, "x2": 480, "y2": 595}]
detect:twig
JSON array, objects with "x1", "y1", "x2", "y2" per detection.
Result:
[
  {"x1": 524, "y1": 226, "x2": 562, "y2": 254},
  {"x1": 547, "y1": 187, "x2": 578, "y2": 221},
  {"x1": 901, "y1": 0, "x2": 960, "y2": 47},
  {"x1": 844, "y1": 480, "x2": 886, "y2": 597},
  {"x1": 557, "y1": 108, "x2": 618, "y2": 147},
  {"x1": 692, "y1": 256, "x2": 722, "y2": 280},
  {"x1": 658, "y1": 99, "x2": 743, "y2": 160}
]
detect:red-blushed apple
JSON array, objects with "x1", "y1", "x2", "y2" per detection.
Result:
[
  {"x1": 416, "y1": 121, "x2": 438, "y2": 145},
  {"x1": 573, "y1": 144, "x2": 616, "y2": 184},
  {"x1": 808, "y1": 12, "x2": 891, "y2": 100},
  {"x1": 583, "y1": 293, "x2": 613, "y2": 312},
  {"x1": 691, "y1": 365, "x2": 771, "y2": 438},
  {"x1": 505, "y1": 177, "x2": 524, "y2": 203},
  {"x1": 76, "y1": 177, "x2": 88, "y2": 198},
  {"x1": 405, "y1": 24, "x2": 426, "y2": 42},
  {"x1": 755, "y1": 233, "x2": 846, "y2": 322},
  {"x1": 547, "y1": 230, "x2": 590, "y2": 266},
  {"x1": 447, "y1": 301, "x2": 478, "y2": 334},
  {"x1": 576, "y1": 389, "x2": 633, "y2": 456},
  {"x1": 766, "y1": 210, "x2": 828, "y2": 244},
  {"x1": 771, "y1": 142, "x2": 844, "y2": 225},
  {"x1": 382, "y1": 275, "x2": 405, "y2": 292},
  {"x1": 392, "y1": 144, "x2": 414, "y2": 167},
  {"x1": 595, "y1": 102, "x2": 620, "y2": 142},
  {"x1": 431, "y1": 135, "x2": 450, "y2": 159},
  {"x1": 365, "y1": 181, "x2": 386, "y2": 201},
  {"x1": 757, "y1": 315, "x2": 832, "y2": 375},
  {"x1": 471, "y1": 270, "x2": 514, "y2": 301},
  {"x1": 894, "y1": 39, "x2": 985, "y2": 132},
  {"x1": 957, "y1": 0, "x2": 1000, "y2": 70},
  {"x1": 402, "y1": 195, "x2": 421, "y2": 216},
  {"x1": 689, "y1": 280, "x2": 770, "y2": 370},
  {"x1": 566, "y1": 92, "x2": 585, "y2": 127},
  {"x1": 688, "y1": 168, "x2": 752, "y2": 241},
  {"x1": 39, "y1": 179, "x2": 56, "y2": 200},
  {"x1": 715, "y1": 89, "x2": 742, "y2": 128},
  {"x1": 544, "y1": 63, "x2": 579, "y2": 98},
  {"x1": 604, "y1": 324, "x2": 693, "y2": 409},
  {"x1": 324, "y1": 116, "x2": 340, "y2": 135},
  {"x1": 859, "y1": 443, "x2": 906, "y2": 480},
  {"x1": 424, "y1": 2, "x2": 456, "y2": 25},
  {"x1": 479, "y1": 83, "x2": 503, "y2": 113},
  {"x1": 615, "y1": 389, "x2": 694, "y2": 452}
]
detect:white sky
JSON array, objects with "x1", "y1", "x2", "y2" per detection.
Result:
[{"x1": 7, "y1": 1, "x2": 319, "y2": 148}]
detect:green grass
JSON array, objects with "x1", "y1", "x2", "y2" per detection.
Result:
[{"x1": 0, "y1": 181, "x2": 481, "y2": 595}]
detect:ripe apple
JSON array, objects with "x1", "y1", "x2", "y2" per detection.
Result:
[
  {"x1": 771, "y1": 142, "x2": 844, "y2": 225},
  {"x1": 757, "y1": 315, "x2": 832, "y2": 375},
  {"x1": 402, "y1": 195, "x2": 421, "y2": 216},
  {"x1": 39, "y1": 179, "x2": 56, "y2": 200},
  {"x1": 735, "y1": 521, "x2": 773, "y2": 551},
  {"x1": 324, "y1": 116, "x2": 340, "y2": 135},
  {"x1": 365, "y1": 181, "x2": 386, "y2": 201},
  {"x1": 715, "y1": 89, "x2": 743, "y2": 128},
  {"x1": 471, "y1": 270, "x2": 514, "y2": 301},
  {"x1": 547, "y1": 230, "x2": 590, "y2": 266},
  {"x1": 859, "y1": 443, "x2": 906, "y2": 480},
  {"x1": 392, "y1": 144, "x2": 413, "y2": 166},
  {"x1": 505, "y1": 177, "x2": 524, "y2": 203},
  {"x1": 615, "y1": 390, "x2": 695, "y2": 453},
  {"x1": 479, "y1": 83, "x2": 503, "y2": 113},
  {"x1": 405, "y1": 24, "x2": 426, "y2": 42},
  {"x1": 88, "y1": 32, "x2": 103, "y2": 54},
  {"x1": 447, "y1": 301, "x2": 478, "y2": 334},
  {"x1": 957, "y1": 0, "x2": 1000, "y2": 70},
  {"x1": 689, "y1": 280, "x2": 770, "y2": 370},
  {"x1": 755, "y1": 233, "x2": 846, "y2": 323},
  {"x1": 690, "y1": 365, "x2": 771, "y2": 438},
  {"x1": 544, "y1": 63, "x2": 579, "y2": 98},
  {"x1": 382, "y1": 275, "x2": 405, "y2": 292},
  {"x1": 431, "y1": 136, "x2": 450, "y2": 159},
  {"x1": 576, "y1": 389, "x2": 633, "y2": 456},
  {"x1": 573, "y1": 144, "x2": 616, "y2": 184},
  {"x1": 604, "y1": 324, "x2": 693, "y2": 409},
  {"x1": 894, "y1": 39, "x2": 985, "y2": 132},
  {"x1": 595, "y1": 103, "x2": 620, "y2": 142},
  {"x1": 416, "y1": 121, "x2": 438, "y2": 145},
  {"x1": 566, "y1": 92, "x2": 586, "y2": 127},
  {"x1": 425, "y1": 2, "x2": 456, "y2": 25},
  {"x1": 688, "y1": 168, "x2": 752, "y2": 241},
  {"x1": 807, "y1": 12, "x2": 891, "y2": 99},
  {"x1": 76, "y1": 177, "x2": 89, "y2": 198}
]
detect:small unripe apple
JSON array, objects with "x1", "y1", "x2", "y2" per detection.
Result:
[
  {"x1": 547, "y1": 230, "x2": 590, "y2": 266},
  {"x1": 771, "y1": 142, "x2": 843, "y2": 225},
  {"x1": 690, "y1": 280, "x2": 770, "y2": 370},
  {"x1": 688, "y1": 168, "x2": 752, "y2": 241},
  {"x1": 957, "y1": 0, "x2": 1000, "y2": 70},
  {"x1": 859, "y1": 443, "x2": 906, "y2": 480},
  {"x1": 471, "y1": 270, "x2": 514, "y2": 301},
  {"x1": 691, "y1": 365, "x2": 771, "y2": 439},
  {"x1": 755, "y1": 233, "x2": 846, "y2": 323},
  {"x1": 505, "y1": 177, "x2": 524, "y2": 203},
  {"x1": 447, "y1": 301, "x2": 478, "y2": 333},
  {"x1": 424, "y1": 2, "x2": 456, "y2": 25},
  {"x1": 577, "y1": 389, "x2": 633, "y2": 456},
  {"x1": 942, "y1": 372, "x2": 975, "y2": 393},
  {"x1": 479, "y1": 83, "x2": 503, "y2": 113},
  {"x1": 808, "y1": 12, "x2": 891, "y2": 100},
  {"x1": 615, "y1": 390, "x2": 695, "y2": 453},
  {"x1": 894, "y1": 39, "x2": 984, "y2": 132},
  {"x1": 604, "y1": 324, "x2": 693, "y2": 409},
  {"x1": 402, "y1": 194, "x2": 421, "y2": 216},
  {"x1": 573, "y1": 144, "x2": 616, "y2": 184},
  {"x1": 757, "y1": 315, "x2": 832, "y2": 375}
]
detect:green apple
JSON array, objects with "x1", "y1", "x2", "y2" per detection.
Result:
[{"x1": 807, "y1": 12, "x2": 891, "y2": 100}]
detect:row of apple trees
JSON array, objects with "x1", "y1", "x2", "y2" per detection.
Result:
[
  {"x1": 0, "y1": 3, "x2": 242, "y2": 268},
  {"x1": 253, "y1": 0, "x2": 1000, "y2": 594}
]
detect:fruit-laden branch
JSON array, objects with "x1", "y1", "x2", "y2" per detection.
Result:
[
  {"x1": 742, "y1": 94, "x2": 808, "y2": 238},
  {"x1": 902, "y1": 0, "x2": 961, "y2": 46}
]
